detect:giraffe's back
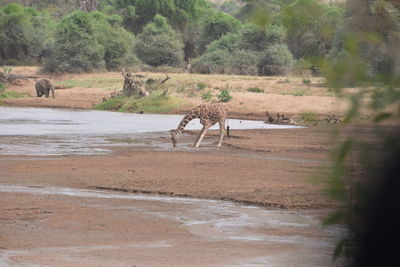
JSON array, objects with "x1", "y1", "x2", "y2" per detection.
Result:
[{"x1": 195, "y1": 103, "x2": 228, "y2": 126}]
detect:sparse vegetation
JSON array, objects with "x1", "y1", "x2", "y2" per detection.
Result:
[
  {"x1": 246, "y1": 87, "x2": 264, "y2": 93},
  {"x1": 217, "y1": 89, "x2": 232, "y2": 102},
  {"x1": 197, "y1": 82, "x2": 207, "y2": 90},
  {"x1": 95, "y1": 93, "x2": 182, "y2": 113},
  {"x1": 201, "y1": 90, "x2": 213, "y2": 100},
  {"x1": 299, "y1": 112, "x2": 317, "y2": 124},
  {"x1": 0, "y1": 90, "x2": 26, "y2": 103},
  {"x1": 57, "y1": 77, "x2": 121, "y2": 90}
]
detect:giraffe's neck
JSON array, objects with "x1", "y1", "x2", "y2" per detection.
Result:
[{"x1": 176, "y1": 113, "x2": 198, "y2": 134}]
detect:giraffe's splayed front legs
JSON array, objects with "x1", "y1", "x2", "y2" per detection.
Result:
[
  {"x1": 170, "y1": 103, "x2": 228, "y2": 148},
  {"x1": 194, "y1": 126, "x2": 209, "y2": 147}
]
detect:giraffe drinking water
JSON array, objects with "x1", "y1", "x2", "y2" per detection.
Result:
[{"x1": 170, "y1": 103, "x2": 228, "y2": 148}]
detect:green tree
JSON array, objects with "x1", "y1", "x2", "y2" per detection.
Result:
[
  {"x1": 258, "y1": 43, "x2": 293, "y2": 75},
  {"x1": 192, "y1": 22, "x2": 292, "y2": 75},
  {"x1": 0, "y1": 3, "x2": 54, "y2": 64},
  {"x1": 197, "y1": 11, "x2": 241, "y2": 53},
  {"x1": 134, "y1": 14, "x2": 184, "y2": 67},
  {"x1": 282, "y1": 0, "x2": 344, "y2": 59},
  {"x1": 322, "y1": 0, "x2": 400, "y2": 263},
  {"x1": 43, "y1": 11, "x2": 134, "y2": 73},
  {"x1": 326, "y1": 0, "x2": 400, "y2": 83}
]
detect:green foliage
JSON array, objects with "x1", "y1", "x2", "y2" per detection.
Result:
[
  {"x1": 0, "y1": 90, "x2": 26, "y2": 103},
  {"x1": 238, "y1": 23, "x2": 286, "y2": 51},
  {"x1": 95, "y1": 96, "x2": 125, "y2": 111},
  {"x1": 96, "y1": 94, "x2": 182, "y2": 113},
  {"x1": 197, "y1": 11, "x2": 241, "y2": 53},
  {"x1": 321, "y1": 0, "x2": 400, "y2": 262},
  {"x1": 326, "y1": 0, "x2": 400, "y2": 85},
  {"x1": 217, "y1": 89, "x2": 232, "y2": 102},
  {"x1": 282, "y1": 0, "x2": 344, "y2": 59},
  {"x1": 135, "y1": 14, "x2": 184, "y2": 67},
  {"x1": 193, "y1": 22, "x2": 291, "y2": 75},
  {"x1": 196, "y1": 82, "x2": 207, "y2": 90},
  {"x1": 258, "y1": 44, "x2": 294, "y2": 75},
  {"x1": 201, "y1": 90, "x2": 212, "y2": 100},
  {"x1": 43, "y1": 11, "x2": 134, "y2": 73},
  {"x1": 227, "y1": 50, "x2": 260, "y2": 75},
  {"x1": 246, "y1": 87, "x2": 264, "y2": 93},
  {"x1": 299, "y1": 112, "x2": 317, "y2": 123},
  {"x1": 205, "y1": 33, "x2": 241, "y2": 54},
  {"x1": 110, "y1": 0, "x2": 201, "y2": 34},
  {"x1": 0, "y1": 3, "x2": 54, "y2": 64},
  {"x1": 191, "y1": 49, "x2": 231, "y2": 74}
]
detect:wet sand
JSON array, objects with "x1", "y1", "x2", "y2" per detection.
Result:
[
  {"x1": 0, "y1": 123, "x2": 346, "y2": 266},
  {"x1": 0, "y1": 185, "x2": 341, "y2": 267}
]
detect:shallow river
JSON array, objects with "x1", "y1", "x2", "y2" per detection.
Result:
[{"x1": 0, "y1": 107, "x2": 303, "y2": 155}]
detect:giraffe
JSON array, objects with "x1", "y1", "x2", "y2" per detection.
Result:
[{"x1": 170, "y1": 103, "x2": 228, "y2": 148}]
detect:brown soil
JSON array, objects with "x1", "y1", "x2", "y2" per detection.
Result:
[{"x1": 0, "y1": 67, "x2": 350, "y2": 266}]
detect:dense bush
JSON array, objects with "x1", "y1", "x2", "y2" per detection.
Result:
[
  {"x1": 135, "y1": 15, "x2": 184, "y2": 67},
  {"x1": 282, "y1": 0, "x2": 344, "y2": 59},
  {"x1": 326, "y1": 0, "x2": 400, "y2": 84},
  {"x1": 192, "y1": 21, "x2": 292, "y2": 75},
  {"x1": 197, "y1": 11, "x2": 241, "y2": 54},
  {"x1": 0, "y1": 3, "x2": 54, "y2": 64},
  {"x1": 191, "y1": 49, "x2": 231, "y2": 74},
  {"x1": 43, "y1": 11, "x2": 134, "y2": 73},
  {"x1": 238, "y1": 24, "x2": 286, "y2": 51},
  {"x1": 227, "y1": 50, "x2": 260, "y2": 75},
  {"x1": 258, "y1": 44, "x2": 294, "y2": 75}
]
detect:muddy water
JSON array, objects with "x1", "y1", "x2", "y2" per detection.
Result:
[
  {"x1": 0, "y1": 107, "x2": 303, "y2": 155},
  {"x1": 0, "y1": 184, "x2": 342, "y2": 266}
]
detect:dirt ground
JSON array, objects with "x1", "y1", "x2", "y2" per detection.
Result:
[
  {"x1": 2, "y1": 66, "x2": 351, "y2": 120},
  {"x1": 0, "y1": 67, "x2": 352, "y2": 266}
]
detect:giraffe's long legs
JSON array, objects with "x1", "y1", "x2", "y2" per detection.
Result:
[
  {"x1": 194, "y1": 125, "x2": 208, "y2": 147},
  {"x1": 217, "y1": 119, "x2": 226, "y2": 147}
]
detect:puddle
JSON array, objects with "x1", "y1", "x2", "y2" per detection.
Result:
[
  {"x1": 0, "y1": 184, "x2": 342, "y2": 266},
  {"x1": 0, "y1": 107, "x2": 303, "y2": 156}
]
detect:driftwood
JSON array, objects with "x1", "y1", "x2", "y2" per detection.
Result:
[
  {"x1": 0, "y1": 72, "x2": 39, "y2": 85},
  {"x1": 104, "y1": 71, "x2": 172, "y2": 100},
  {"x1": 265, "y1": 111, "x2": 296, "y2": 125},
  {"x1": 322, "y1": 115, "x2": 342, "y2": 124},
  {"x1": 55, "y1": 85, "x2": 66, "y2": 89},
  {"x1": 121, "y1": 70, "x2": 149, "y2": 97}
]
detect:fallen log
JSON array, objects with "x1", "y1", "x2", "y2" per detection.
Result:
[{"x1": 265, "y1": 111, "x2": 297, "y2": 125}]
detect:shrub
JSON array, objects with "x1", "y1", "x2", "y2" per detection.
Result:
[
  {"x1": 197, "y1": 11, "x2": 241, "y2": 53},
  {"x1": 197, "y1": 82, "x2": 207, "y2": 90},
  {"x1": 258, "y1": 44, "x2": 294, "y2": 75},
  {"x1": 135, "y1": 15, "x2": 184, "y2": 67},
  {"x1": 201, "y1": 90, "x2": 212, "y2": 100},
  {"x1": 217, "y1": 89, "x2": 232, "y2": 102},
  {"x1": 43, "y1": 11, "x2": 134, "y2": 73},
  {"x1": 191, "y1": 49, "x2": 231, "y2": 74},
  {"x1": 246, "y1": 87, "x2": 264, "y2": 93},
  {"x1": 227, "y1": 50, "x2": 259, "y2": 75},
  {"x1": 238, "y1": 24, "x2": 286, "y2": 51},
  {"x1": 0, "y1": 3, "x2": 54, "y2": 64}
]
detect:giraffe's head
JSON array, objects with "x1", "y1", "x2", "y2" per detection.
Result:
[{"x1": 170, "y1": 130, "x2": 180, "y2": 147}]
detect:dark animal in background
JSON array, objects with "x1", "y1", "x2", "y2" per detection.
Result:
[
  {"x1": 35, "y1": 78, "x2": 55, "y2": 98},
  {"x1": 310, "y1": 65, "x2": 321, "y2": 77}
]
